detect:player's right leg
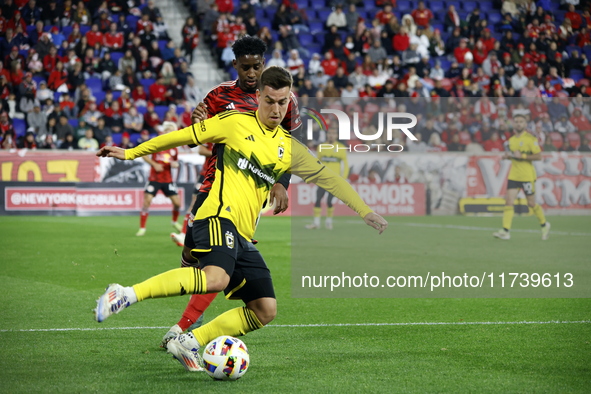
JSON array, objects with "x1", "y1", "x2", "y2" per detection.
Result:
[
  {"x1": 171, "y1": 185, "x2": 199, "y2": 247},
  {"x1": 306, "y1": 187, "x2": 326, "y2": 229},
  {"x1": 493, "y1": 185, "x2": 519, "y2": 240},
  {"x1": 525, "y1": 191, "x2": 550, "y2": 240},
  {"x1": 137, "y1": 186, "x2": 156, "y2": 236},
  {"x1": 325, "y1": 193, "x2": 335, "y2": 230}
]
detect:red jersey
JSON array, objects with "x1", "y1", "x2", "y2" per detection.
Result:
[
  {"x1": 198, "y1": 79, "x2": 301, "y2": 193},
  {"x1": 148, "y1": 148, "x2": 178, "y2": 183}
]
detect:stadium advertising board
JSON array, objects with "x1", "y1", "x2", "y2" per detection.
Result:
[
  {"x1": 275, "y1": 183, "x2": 426, "y2": 216},
  {"x1": 1, "y1": 182, "x2": 187, "y2": 215},
  {"x1": 0, "y1": 151, "x2": 98, "y2": 182},
  {"x1": 467, "y1": 153, "x2": 591, "y2": 211}
]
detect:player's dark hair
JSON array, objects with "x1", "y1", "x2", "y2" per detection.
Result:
[
  {"x1": 259, "y1": 66, "x2": 293, "y2": 91},
  {"x1": 232, "y1": 35, "x2": 267, "y2": 59}
]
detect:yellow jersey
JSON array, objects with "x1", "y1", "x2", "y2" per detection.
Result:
[
  {"x1": 317, "y1": 142, "x2": 349, "y2": 178},
  {"x1": 507, "y1": 131, "x2": 540, "y2": 182},
  {"x1": 126, "y1": 110, "x2": 373, "y2": 240}
]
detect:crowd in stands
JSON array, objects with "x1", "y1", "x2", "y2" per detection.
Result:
[
  {"x1": 197, "y1": 0, "x2": 591, "y2": 152},
  {"x1": 0, "y1": 0, "x2": 202, "y2": 151},
  {"x1": 1, "y1": 0, "x2": 591, "y2": 153}
]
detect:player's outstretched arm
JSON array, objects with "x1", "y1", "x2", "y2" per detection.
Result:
[{"x1": 97, "y1": 146, "x2": 126, "y2": 160}]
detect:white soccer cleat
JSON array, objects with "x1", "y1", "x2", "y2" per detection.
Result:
[
  {"x1": 493, "y1": 229, "x2": 510, "y2": 240},
  {"x1": 170, "y1": 232, "x2": 185, "y2": 247},
  {"x1": 541, "y1": 222, "x2": 551, "y2": 240},
  {"x1": 172, "y1": 222, "x2": 183, "y2": 232},
  {"x1": 305, "y1": 223, "x2": 319, "y2": 229},
  {"x1": 161, "y1": 324, "x2": 183, "y2": 349},
  {"x1": 136, "y1": 228, "x2": 146, "y2": 236},
  {"x1": 325, "y1": 220, "x2": 333, "y2": 230},
  {"x1": 167, "y1": 333, "x2": 205, "y2": 372},
  {"x1": 94, "y1": 284, "x2": 132, "y2": 323}
]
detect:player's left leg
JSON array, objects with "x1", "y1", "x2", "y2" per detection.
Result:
[
  {"x1": 493, "y1": 186, "x2": 519, "y2": 240},
  {"x1": 166, "y1": 184, "x2": 182, "y2": 232},
  {"x1": 325, "y1": 193, "x2": 335, "y2": 230},
  {"x1": 307, "y1": 187, "x2": 326, "y2": 229},
  {"x1": 137, "y1": 192, "x2": 154, "y2": 236},
  {"x1": 525, "y1": 187, "x2": 550, "y2": 240}
]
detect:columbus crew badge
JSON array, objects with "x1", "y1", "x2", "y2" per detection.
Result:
[
  {"x1": 225, "y1": 231, "x2": 235, "y2": 249},
  {"x1": 278, "y1": 146, "x2": 284, "y2": 160}
]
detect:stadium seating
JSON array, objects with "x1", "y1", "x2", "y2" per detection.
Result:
[{"x1": 13, "y1": 118, "x2": 26, "y2": 136}]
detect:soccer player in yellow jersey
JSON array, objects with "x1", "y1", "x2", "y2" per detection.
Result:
[
  {"x1": 306, "y1": 125, "x2": 349, "y2": 230},
  {"x1": 93, "y1": 67, "x2": 388, "y2": 371},
  {"x1": 493, "y1": 114, "x2": 550, "y2": 241}
]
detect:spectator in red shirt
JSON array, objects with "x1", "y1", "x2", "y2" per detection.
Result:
[
  {"x1": 411, "y1": 1, "x2": 433, "y2": 29},
  {"x1": 521, "y1": 54, "x2": 537, "y2": 77},
  {"x1": 565, "y1": 4, "x2": 582, "y2": 30},
  {"x1": 148, "y1": 78, "x2": 168, "y2": 105},
  {"x1": 216, "y1": 0, "x2": 234, "y2": 14},
  {"x1": 48, "y1": 61, "x2": 68, "y2": 92},
  {"x1": 321, "y1": 51, "x2": 339, "y2": 77},
  {"x1": 480, "y1": 28, "x2": 496, "y2": 53},
  {"x1": 43, "y1": 46, "x2": 60, "y2": 74},
  {"x1": 8, "y1": 61, "x2": 24, "y2": 86},
  {"x1": 136, "y1": 14, "x2": 152, "y2": 34},
  {"x1": 86, "y1": 23, "x2": 104, "y2": 48},
  {"x1": 393, "y1": 26, "x2": 410, "y2": 53},
  {"x1": 143, "y1": 103, "x2": 161, "y2": 133},
  {"x1": 103, "y1": 22, "x2": 124, "y2": 51},
  {"x1": 483, "y1": 132, "x2": 504, "y2": 152},
  {"x1": 376, "y1": 4, "x2": 395, "y2": 26},
  {"x1": 570, "y1": 107, "x2": 591, "y2": 132},
  {"x1": 454, "y1": 39, "x2": 470, "y2": 64},
  {"x1": 472, "y1": 40, "x2": 488, "y2": 65},
  {"x1": 6, "y1": 11, "x2": 26, "y2": 33}
]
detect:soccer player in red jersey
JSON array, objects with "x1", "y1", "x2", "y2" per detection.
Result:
[
  {"x1": 136, "y1": 121, "x2": 183, "y2": 236},
  {"x1": 162, "y1": 36, "x2": 301, "y2": 351}
]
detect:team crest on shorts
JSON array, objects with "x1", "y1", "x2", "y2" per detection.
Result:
[{"x1": 225, "y1": 231, "x2": 235, "y2": 249}]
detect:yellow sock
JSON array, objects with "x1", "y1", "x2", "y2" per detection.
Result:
[
  {"x1": 532, "y1": 204, "x2": 546, "y2": 226},
  {"x1": 313, "y1": 207, "x2": 321, "y2": 218},
  {"x1": 502, "y1": 206, "x2": 514, "y2": 230},
  {"x1": 327, "y1": 207, "x2": 334, "y2": 218},
  {"x1": 192, "y1": 307, "x2": 263, "y2": 346},
  {"x1": 133, "y1": 267, "x2": 207, "y2": 302}
]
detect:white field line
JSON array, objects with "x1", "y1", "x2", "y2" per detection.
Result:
[
  {"x1": 342, "y1": 221, "x2": 591, "y2": 236},
  {"x1": 1, "y1": 320, "x2": 589, "y2": 333}
]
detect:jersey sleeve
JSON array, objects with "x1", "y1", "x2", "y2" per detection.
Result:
[
  {"x1": 291, "y1": 140, "x2": 372, "y2": 217},
  {"x1": 124, "y1": 116, "x2": 227, "y2": 160},
  {"x1": 203, "y1": 90, "x2": 218, "y2": 118}
]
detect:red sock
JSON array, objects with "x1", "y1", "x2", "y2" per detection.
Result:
[
  {"x1": 172, "y1": 208, "x2": 180, "y2": 223},
  {"x1": 177, "y1": 293, "x2": 218, "y2": 331},
  {"x1": 182, "y1": 213, "x2": 190, "y2": 234},
  {"x1": 139, "y1": 210, "x2": 149, "y2": 228}
]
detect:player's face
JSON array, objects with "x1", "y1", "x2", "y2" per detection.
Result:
[
  {"x1": 514, "y1": 117, "x2": 527, "y2": 132},
  {"x1": 256, "y1": 86, "x2": 290, "y2": 129},
  {"x1": 234, "y1": 55, "x2": 264, "y2": 91}
]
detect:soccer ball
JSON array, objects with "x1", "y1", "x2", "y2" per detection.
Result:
[{"x1": 202, "y1": 336, "x2": 249, "y2": 380}]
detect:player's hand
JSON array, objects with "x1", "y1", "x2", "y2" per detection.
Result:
[
  {"x1": 191, "y1": 102, "x2": 208, "y2": 123},
  {"x1": 269, "y1": 183, "x2": 289, "y2": 215},
  {"x1": 502, "y1": 152, "x2": 510, "y2": 160},
  {"x1": 170, "y1": 161, "x2": 179, "y2": 168},
  {"x1": 513, "y1": 150, "x2": 522, "y2": 159},
  {"x1": 96, "y1": 146, "x2": 126, "y2": 160},
  {"x1": 153, "y1": 163, "x2": 164, "y2": 172},
  {"x1": 363, "y1": 212, "x2": 388, "y2": 234}
]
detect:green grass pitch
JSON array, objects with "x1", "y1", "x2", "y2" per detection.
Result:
[{"x1": 0, "y1": 214, "x2": 589, "y2": 393}]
